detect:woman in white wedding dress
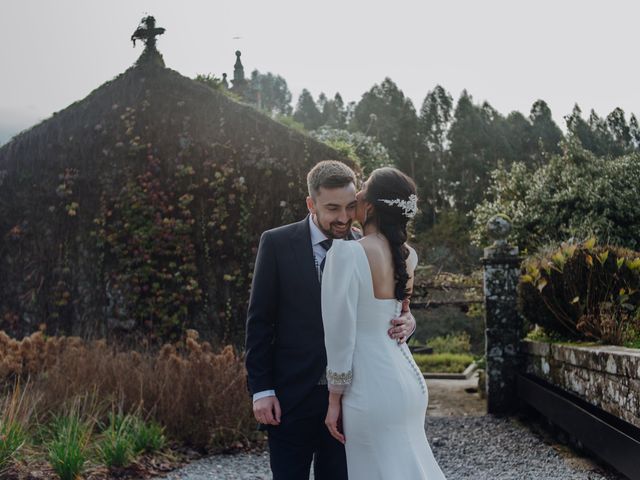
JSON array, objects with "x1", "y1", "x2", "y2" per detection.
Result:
[{"x1": 321, "y1": 167, "x2": 447, "y2": 480}]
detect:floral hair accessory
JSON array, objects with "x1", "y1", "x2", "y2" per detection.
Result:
[{"x1": 378, "y1": 193, "x2": 418, "y2": 219}]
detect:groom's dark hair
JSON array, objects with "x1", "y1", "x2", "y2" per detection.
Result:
[{"x1": 307, "y1": 160, "x2": 356, "y2": 199}]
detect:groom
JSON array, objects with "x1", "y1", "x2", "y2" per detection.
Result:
[{"x1": 245, "y1": 160, "x2": 416, "y2": 480}]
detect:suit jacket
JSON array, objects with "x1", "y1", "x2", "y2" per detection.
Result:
[{"x1": 245, "y1": 216, "x2": 359, "y2": 421}]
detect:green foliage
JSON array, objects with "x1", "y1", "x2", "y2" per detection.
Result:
[
  {"x1": 472, "y1": 140, "x2": 640, "y2": 252},
  {"x1": 416, "y1": 209, "x2": 482, "y2": 273},
  {"x1": 318, "y1": 92, "x2": 347, "y2": 129},
  {"x1": 417, "y1": 85, "x2": 453, "y2": 227},
  {"x1": 248, "y1": 70, "x2": 293, "y2": 116},
  {"x1": 293, "y1": 89, "x2": 323, "y2": 130},
  {"x1": 0, "y1": 419, "x2": 25, "y2": 471},
  {"x1": 427, "y1": 331, "x2": 472, "y2": 354},
  {"x1": 130, "y1": 417, "x2": 165, "y2": 454},
  {"x1": 566, "y1": 104, "x2": 638, "y2": 157},
  {"x1": 275, "y1": 114, "x2": 307, "y2": 133},
  {"x1": 351, "y1": 77, "x2": 419, "y2": 178},
  {"x1": 413, "y1": 353, "x2": 474, "y2": 373},
  {"x1": 194, "y1": 73, "x2": 224, "y2": 90},
  {"x1": 97, "y1": 413, "x2": 136, "y2": 468},
  {"x1": 519, "y1": 239, "x2": 640, "y2": 344},
  {"x1": 310, "y1": 127, "x2": 392, "y2": 175},
  {"x1": 46, "y1": 412, "x2": 92, "y2": 480}
]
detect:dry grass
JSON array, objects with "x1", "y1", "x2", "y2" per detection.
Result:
[{"x1": 0, "y1": 329, "x2": 256, "y2": 453}]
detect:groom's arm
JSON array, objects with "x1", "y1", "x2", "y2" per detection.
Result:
[{"x1": 245, "y1": 231, "x2": 279, "y2": 398}]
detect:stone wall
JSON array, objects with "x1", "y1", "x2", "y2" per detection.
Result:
[{"x1": 522, "y1": 339, "x2": 640, "y2": 428}]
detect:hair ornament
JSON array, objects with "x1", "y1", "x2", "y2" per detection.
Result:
[{"x1": 378, "y1": 193, "x2": 418, "y2": 219}]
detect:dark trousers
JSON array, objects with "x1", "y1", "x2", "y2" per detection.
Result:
[{"x1": 267, "y1": 386, "x2": 348, "y2": 480}]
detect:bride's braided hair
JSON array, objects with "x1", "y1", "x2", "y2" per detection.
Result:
[{"x1": 363, "y1": 167, "x2": 417, "y2": 301}]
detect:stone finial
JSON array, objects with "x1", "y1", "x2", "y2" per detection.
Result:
[
  {"x1": 221, "y1": 73, "x2": 229, "y2": 89},
  {"x1": 232, "y1": 50, "x2": 246, "y2": 88},
  {"x1": 486, "y1": 214, "x2": 512, "y2": 247}
]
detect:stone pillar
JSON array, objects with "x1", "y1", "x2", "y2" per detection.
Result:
[{"x1": 481, "y1": 215, "x2": 522, "y2": 414}]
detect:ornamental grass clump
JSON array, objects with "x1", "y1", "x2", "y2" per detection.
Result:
[
  {"x1": 519, "y1": 238, "x2": 640, "y2": 344},
  {"x1": 0, "y1": 382, "x2": 32, "y2": 472},
  {"x1": 0, "y1": 329, "x2": 255, "y2": 452},
  {"x1": 46, "y1": 407, "x2": 93, "y2": 480},
  {"x1": 130, "y1": 416, "x2": 165, "y2": 454},
  {"x1": 96, "y1": 412, "x2": 137, "y2": 468}
]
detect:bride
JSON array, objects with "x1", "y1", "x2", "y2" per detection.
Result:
[{"x1": 321, "y1": 167, "x2": 447, "y2": 479}]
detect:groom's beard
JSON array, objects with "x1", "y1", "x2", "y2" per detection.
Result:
[{"x1": 314, "y1": 214, "x2": 352, "y2": 239}]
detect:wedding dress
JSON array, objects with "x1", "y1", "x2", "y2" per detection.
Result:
[{"x1": 322, "y1": 239, "x2": 447, "y2": 480}]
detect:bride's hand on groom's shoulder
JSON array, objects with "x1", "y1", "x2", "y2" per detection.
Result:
[
  {"x1": 325, "y1": 400, "x2": 345, "y2": 444},
  {"x1": 253, "y1": 396, "x2": 281, "y2": 426}
]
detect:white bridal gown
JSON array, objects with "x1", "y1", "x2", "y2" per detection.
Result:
[{"x1": 322, "y1": 240, "x2": 447, "y2": 480}]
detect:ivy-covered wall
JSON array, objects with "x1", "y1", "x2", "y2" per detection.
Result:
[{"x1": 0, "y1": 61, "x2": 351, "y2": 344}]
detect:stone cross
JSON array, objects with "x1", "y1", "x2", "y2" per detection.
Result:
[
  {"x1": 131, "y1": 16, "x2": 165, "y2": 51},
  {"x1": 482, "y1": 214, "x2": 523, "y2": 414}
]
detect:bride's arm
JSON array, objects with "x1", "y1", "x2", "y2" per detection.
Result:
[
  {"x1": 321, "y1": 241, "x2": 359, "y2": 444},
  {"x1": 321, "y1": 241, "x2": 359, "y2": 393}
]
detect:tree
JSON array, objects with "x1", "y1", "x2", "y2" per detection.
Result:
[
  {"x1": 606, "y1": 107, "x2": 632, "y2": 155},
  {"x1": 417, "y1": 85, "x2": 453, "y2": 226},
  {"x1": 446, "y1": 91, "x2": 511, "y2": 213},
  {"x1": 293, "y1": 89, "x2": 323, "y2": 130},
  {"x1": 630, "y1": 114, "x2": 640, "y2": 150},
  {"x1": 529, "y1": 100, "x2": 563, "y2": 164},
  {"x1": 248, "y1": 70, "x2": 293, "y2": 116},
  {"x1": 565, "y1": 104, "x2": 594, "y2": 151},
  {"x1": 310, "y1": 127, "x2": 393, "y2": 175},
  {"x1": 472, "y1": 140, "x2": 640, "y2": 252},
  {"x1": 320, "y1": 92, "x2": 347, "y2": 129},
  {"x1": 351, "y1": 78, "x2": 419, "y2": 178}
]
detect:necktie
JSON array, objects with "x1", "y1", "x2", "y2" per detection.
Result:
[{"x1": 319, "y1": 238, "x2": 333, "y2": 274}]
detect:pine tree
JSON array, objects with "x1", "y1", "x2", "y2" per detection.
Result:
[
  {"x1": 417, "y1": 85, "x2": 453, "y2": 226},
  {"x1": 293, "y1": 89, "x2": 323, "y2": 130},
  {"x1": 351, "y1": 78, "x2": 419, "y2": 177},
  {"x1": 529, "y1": 100, "x2": 563, "y2": 164}
]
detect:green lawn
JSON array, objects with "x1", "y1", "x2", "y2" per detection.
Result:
[{"x1": 412, "y1": 352, "x2": 474, "y2": 373}]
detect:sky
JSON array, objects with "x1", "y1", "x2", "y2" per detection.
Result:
[{"x1": 1, "y1": 0, "x2": 639, "y2": 145}]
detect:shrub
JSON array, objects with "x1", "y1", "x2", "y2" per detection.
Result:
[
  {"x1": 310, "y1": 127, "x2": 393, "y2": 176},
  {"x1": 427, "y1": 332, "x2": 472, "y2": 354},
  {"x1": 413, "y1": 353, "x2": 474, "y2": 373},
  {"x1": 520, "y1": 238, "x2": 640, "y2": 344},
  {"x1": 472, "y1": 140, "x2": 640, "y2": 252}
]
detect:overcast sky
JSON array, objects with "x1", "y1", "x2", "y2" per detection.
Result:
[{"x1": 1, "y1": 0, "x2": 639, "y2": 145}]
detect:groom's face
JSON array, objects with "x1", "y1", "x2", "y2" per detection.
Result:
[{"x1": 306, "y1": 183, "x2": 357, "y2": 239}]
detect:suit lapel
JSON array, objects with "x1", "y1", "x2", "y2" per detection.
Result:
[{"x1": 290, "y1": 216, "x2": 321, "y2": 307}]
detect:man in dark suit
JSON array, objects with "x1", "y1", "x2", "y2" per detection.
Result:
[{"x1": 245, "y1": 160, "x2": 416, "y2": 480}]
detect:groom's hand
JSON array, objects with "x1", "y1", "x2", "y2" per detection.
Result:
[
  {"x1": 253, "y1": 396, "x2": 281, "y2": 425},
  {"x1": 388, "y1": 309, "x2": 416, "y2": 344}
]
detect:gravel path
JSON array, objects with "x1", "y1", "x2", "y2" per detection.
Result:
[{"x1": 156, "y1": 415, "x2": 623, "y2": 480}]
